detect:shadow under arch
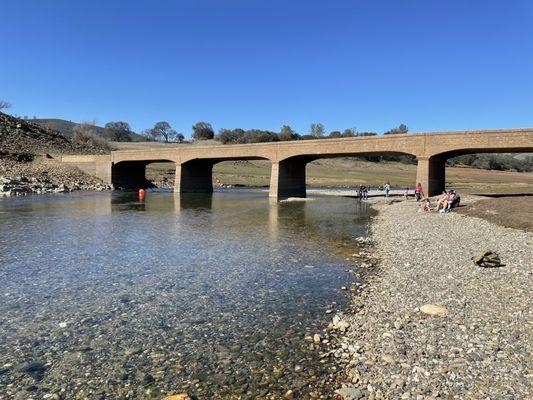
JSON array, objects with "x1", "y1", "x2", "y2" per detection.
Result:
[
  {"x1": 176, "y1": 156, "x2": 273, "y2": 193},
  {"x1": 112, "y1": 159, "x2": 176, "y2": 190}
]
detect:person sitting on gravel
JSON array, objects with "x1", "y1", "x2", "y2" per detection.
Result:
[
  {"x1": 435, "y1": 190, "x2": 449, "y2": 211},
  {"x1": 419, "y1": 198, "x2": 431, "y2": 212},
  {"x1": 444, "y1": 190, "x2": 461, "y2": 212}
]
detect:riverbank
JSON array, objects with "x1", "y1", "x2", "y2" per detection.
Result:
[
  {"x1": 0, "y1": 156, "x2": 110, "y2": 196},
  {"x1": 330, "y1": 199, "x2": 532, "y2": 399}
]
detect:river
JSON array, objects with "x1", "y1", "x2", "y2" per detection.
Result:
[{"x1": 0, "y1": 190, "x2": 373, "y2": 399}]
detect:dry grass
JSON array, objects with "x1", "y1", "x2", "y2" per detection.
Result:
[{"x1": 146, "y1": 158, "x2": 533, "y2": 195}]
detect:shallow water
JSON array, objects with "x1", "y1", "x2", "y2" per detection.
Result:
[{"x1": 0, "y1": 190, "x2": 373, "y2": 399}]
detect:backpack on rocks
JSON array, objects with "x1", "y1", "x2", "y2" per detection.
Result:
[{"x1": 473, "y1": 251, "x2": 504, "y2": 268}]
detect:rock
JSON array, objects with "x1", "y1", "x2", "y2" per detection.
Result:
[
  {"x1": 420, "y1": 304, "x2": 447, "y2": 317},
  {"x1": 336, "y1": 320, "x2": 350, "y2": 331},
  {"x1": 313, "y1": 334, "x2": 322, "y2": 344},
  {"x1": 283, "y1": 389, "x2": 295, "y2": 399},
  {"x1": 19, "y1": 361, "x2": 47, "y2": 381},
  {"x1": 141, "y1": 373, "x2": 155, "y2": 386},
  {"x1": 381, "y1": 354, "x2": 395, "y2": 364},
  {"x1": 162, "y1": 395, "x2": 190, "y2": 400},
  {"x1": 335, "y1": 386, "x2": 363, "y2": 399}
]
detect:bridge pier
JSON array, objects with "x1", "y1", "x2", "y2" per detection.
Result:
[
  {"x1": 269, "y1": 158, "x2": 307, "y2": 198},
  {"x1": 416, "y1": 156, "x2": 446, "y2": 197},
  {"x1": 174, "y1": 160, "x2": 214, "y2": 193}
]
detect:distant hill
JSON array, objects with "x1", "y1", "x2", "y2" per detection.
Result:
[
  {"x1": 31, "y1": 118, "x2": 106, "y2": 138},
  {"x1": 30, "y1": 118, "x2": 145, "y2": 141}
]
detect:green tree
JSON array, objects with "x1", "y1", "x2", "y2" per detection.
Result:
[
  {"x1": 342, "y1": 128, "x2": 357, "y2": 137},
  {"x1": 384, "y1": 123, "x2": 409, "y2": 135},
  {"x1": 152, "y1": 121, "x2": 178, "y2": 142},
  {"x1": 192, "y1": 122, "x2": 214, "y2": 140},
  {"x1": 279, "y1": 125, "x2": 298, "y2": 141},
  {"x1": 104, "y1": 121, "x2": 132, "y2": 142},
  {"x1": 329, "y1": 130, "x2": 342, "y2": 138}
]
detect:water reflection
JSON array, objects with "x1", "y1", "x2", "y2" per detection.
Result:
[{"x1": 0, "y1": 190, "x2": 373, "y2": 399}]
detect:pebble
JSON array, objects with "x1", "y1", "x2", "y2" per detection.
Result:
[{"x1": 420, "y1": 304, "x2": 447, "y2": 317}]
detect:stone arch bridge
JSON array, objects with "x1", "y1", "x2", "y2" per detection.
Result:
[{"x1": 60, "y1": 128, "x2": 533, "y2": 198}]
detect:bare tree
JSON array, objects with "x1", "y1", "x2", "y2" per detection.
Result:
[
  {"x1": 73, "y1": 121, "x2": 110, "y2": 149},
  {"x1": 0, "y1": 100, "x2": 12, "y2": 110},
  {"x1": 309, "y1": 123, "x2": 325, "y2": 137},
  {"x1": 104, "y1": 121, "x2": 132, "y2": 142},
  {"x1": 141, "y1": 128, "x2": 159, "y2": 142}
]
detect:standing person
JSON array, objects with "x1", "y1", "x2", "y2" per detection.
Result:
[
  {"x1": 384, "y1": 182, "x2": 391, "y2": 197},
  {"x1": 361, "y1": 185, "x2": 368, "y2": 200},
  {"x1": 414, "y1": 182, "x2": 424, "y2": 202},
  {"x1": 357, "y1": 185, "x2": 363, "y2": 200}
]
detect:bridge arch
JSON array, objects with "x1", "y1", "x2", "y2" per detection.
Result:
[
  {"x1": 271, "y1": 151, "x2": 417, "y2": 198},
  {"x1": 175, "y1": 156, "x2": 274, "y2": 193},
  {"x1": 111, "y1": 159, "x2": 176, "y2": 189},
  {"x1": 417, "y1": 148, "x2": 533, "y2": 196}
]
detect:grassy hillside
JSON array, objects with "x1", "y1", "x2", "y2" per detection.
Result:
[
  {"x1": 31, "y1": 118, "x2": 106, "y2": 137},
  {"x1": 31, "y1": 118, "x2": 145, "y2": 141}
]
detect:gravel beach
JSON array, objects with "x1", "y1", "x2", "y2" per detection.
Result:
[{"x1": 330, "y1": 199, "x2": 532, "y2": 399}]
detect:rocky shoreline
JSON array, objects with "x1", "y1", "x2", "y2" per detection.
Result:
[
  {"x1": 0, "y1": 157, "x2": 111, "y2": 197},
  {"x1": 325, "y1": 199, "x2": 532, "y2": 399}
]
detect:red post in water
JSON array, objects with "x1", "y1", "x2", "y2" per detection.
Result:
[{"x1": 139, "y1": 188, "x2": 145, "y2": 200}]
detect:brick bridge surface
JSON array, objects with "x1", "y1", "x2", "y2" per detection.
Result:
[{"x1": 60, "y1": 128, "x2": 533, "y2": 198}]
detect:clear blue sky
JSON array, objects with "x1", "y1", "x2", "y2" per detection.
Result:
[{"x1": 1, "y1": 0, "x2": 533, "y2": 138}]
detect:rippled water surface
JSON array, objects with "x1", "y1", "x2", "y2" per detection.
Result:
[{"x1": 0, "y1": 190, "x2": 373, "y2": 399}]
